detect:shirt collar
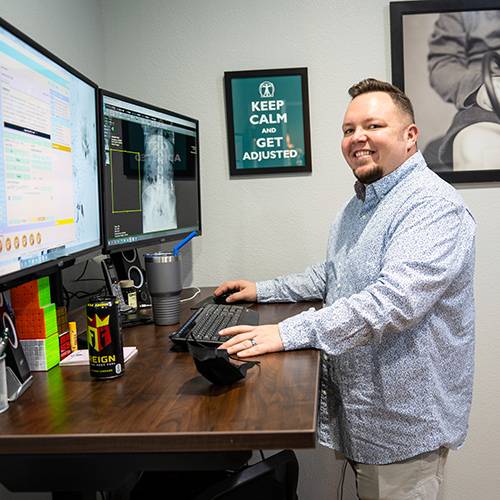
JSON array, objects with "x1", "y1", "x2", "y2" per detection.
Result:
[
  {"x1": 354, "y1": 180, "x2": 366, "y2": 201},
  {"x1": 354, "y1": 151, "x2": 426, "y2": 203}
]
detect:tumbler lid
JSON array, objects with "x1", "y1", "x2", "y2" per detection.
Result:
[{"x1": 144, "y1": 252, "x2": 179, "y2": 264}]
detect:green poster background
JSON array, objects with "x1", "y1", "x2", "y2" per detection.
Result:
[{"x1": 231, "y1": 75, "x2": 306, "y2": 170}]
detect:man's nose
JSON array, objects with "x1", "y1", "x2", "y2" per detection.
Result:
[{"x1": 352, "y1": 128, "x2": 368, "y2": 142}]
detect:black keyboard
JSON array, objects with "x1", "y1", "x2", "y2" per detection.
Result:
[{"x1": 170, "y1": 304, "x2": 259, "y2": 347}]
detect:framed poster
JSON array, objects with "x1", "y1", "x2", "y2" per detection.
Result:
[
  {"x1": 390, "y1": 0, "x2": 500, "y2": 183},
  {"x1": 224, "y1": 67, "x2": 312, "y2": 176}
]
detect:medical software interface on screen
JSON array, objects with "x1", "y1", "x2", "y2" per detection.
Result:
[
  {"x1": 101, "y1": 95, "x2": 200, "y2": 249},
  {"x1": 0, "y1": 24, "x2": 100, "y2": 279}
]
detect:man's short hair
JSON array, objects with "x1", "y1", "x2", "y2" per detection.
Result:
[{"x1": 348, "y1": 78, "x2": 415, "y2": 123}]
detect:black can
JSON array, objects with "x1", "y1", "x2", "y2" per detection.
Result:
[{"x1": 86, "y1": 297, "x2": 124, "y2": 379}]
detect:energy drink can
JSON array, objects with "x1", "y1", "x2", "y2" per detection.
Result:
[{"x1": 86, "y1": 297, "x2": 124, "y2": 379}]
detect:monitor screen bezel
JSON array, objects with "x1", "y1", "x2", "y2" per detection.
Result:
[
  {"x1": 99, "y1": 89, "x2": 202, "y2": 254},
  {"x1": 0, "y1": 17, "x2": 103, "y2": 291}
]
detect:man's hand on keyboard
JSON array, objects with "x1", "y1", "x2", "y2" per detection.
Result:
[
  {"x1": 218, "y1": 324, "x2": 283, "y2": 357},
  {"x1": 214, "y1": 280, "x2": 257, "y2": 303}
]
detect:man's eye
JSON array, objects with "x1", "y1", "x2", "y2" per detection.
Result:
[
  {"x1": 343, "y1": 129, "x2": 353, "y2": 135},
  {"x1": 368, "y1": 124, "x2": 381, "y2": 129}
]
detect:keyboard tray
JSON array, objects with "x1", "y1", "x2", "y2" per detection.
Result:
[{"x1": 170, "y1": 304, "x2": 259, "y2": 347}]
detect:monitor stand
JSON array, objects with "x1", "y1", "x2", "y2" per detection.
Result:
[
  {"x1": 110, "y1": 250, "x2": 152, "y2": 307},
  {"x1": 6, "y1": 366, "x2": 33, "y2": 402},
  {"x1": 120, "y1": 309, "x2": 154, "y2": 328}
]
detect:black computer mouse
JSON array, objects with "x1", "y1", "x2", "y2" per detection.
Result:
[{"x1": 213, "y1": 290, "x2": 238, "y2": 304}]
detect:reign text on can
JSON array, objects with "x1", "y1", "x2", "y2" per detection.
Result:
[{"x1": 86, "y1": 297, "x2": 124, "y2": 379}]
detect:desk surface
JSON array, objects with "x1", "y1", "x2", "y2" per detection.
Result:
[{"x1": 0, "y1": 288, "x2": 320, "y2": 456}]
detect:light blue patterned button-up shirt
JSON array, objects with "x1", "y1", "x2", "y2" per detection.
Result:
[{"x1": 256, "y1": 152, "x2": 475, "y2": 464}]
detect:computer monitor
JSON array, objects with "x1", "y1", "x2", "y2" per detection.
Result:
[
  {"x1": 0, "y1": 18, "x2": 101, "y2": 291},
  {"x1": 99, "y1": 90, "x2": 201, "y2": 253}
]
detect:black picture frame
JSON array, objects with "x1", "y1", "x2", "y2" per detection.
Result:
[
  {"x1": 224, "y1": 67, "x2": 312, "y2": 176},
  {"x1": 390, "y1": 0, "x2": 500, "y2": 183}
]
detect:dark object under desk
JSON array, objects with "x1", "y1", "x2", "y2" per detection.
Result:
[{"x1": 0, "y1": 288, "x2": 321, "y2": 498}]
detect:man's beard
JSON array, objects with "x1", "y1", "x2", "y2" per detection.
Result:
[{"x1": 354, "y1": 164, "x2": 384, "y2": 184}]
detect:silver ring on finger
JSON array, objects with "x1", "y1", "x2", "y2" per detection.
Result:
[{"x1": 250, "y1": 338, "x2": 257, "y2": 347}]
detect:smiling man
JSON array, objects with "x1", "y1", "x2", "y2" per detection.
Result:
[
  {"x1": 341, "y1": 83, "x2": 418, "y2": 185},
  {"x1": 216, "y1": 79, "x2": 476, "y2": 500}
]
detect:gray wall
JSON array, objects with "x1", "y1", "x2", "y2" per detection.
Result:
[
  {"x1": 1, "y1": 0, "x2": 499, "y2": 498},
  {"x1": 0, "y1": 0, "x2": 104, "y2": 84}
]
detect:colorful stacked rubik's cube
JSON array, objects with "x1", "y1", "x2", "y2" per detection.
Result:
[
  {"x1": 11, "y1": 277, "x2": 60, "y2": 371},
  {"x1": 56, "y1": 306, "x2": 71, "y2": 360}
]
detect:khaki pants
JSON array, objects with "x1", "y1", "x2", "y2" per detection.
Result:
[{"x1": 349, "y1": 447, "x2": 449, "y2": 500}]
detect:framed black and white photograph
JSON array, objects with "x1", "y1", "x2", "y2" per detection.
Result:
[
  {"x1": 390, "y1": 0, "x2": 500, "y2": 183},
  {"x1": 224, "y1": 67, "x2": 312, "y2": 176}
]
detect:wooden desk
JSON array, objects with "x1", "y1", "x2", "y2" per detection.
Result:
[{"x1": 0, "y1": 288, "x2": 320, "y2": 495}]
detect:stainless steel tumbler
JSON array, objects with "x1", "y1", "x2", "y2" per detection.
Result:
[{"x1": 144, "y1": 253, "x2": 182, "y2": 325}]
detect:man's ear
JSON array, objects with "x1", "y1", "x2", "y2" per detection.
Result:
[{"x1": 406, "y1": 124, "x2": 419, "y2": 151}]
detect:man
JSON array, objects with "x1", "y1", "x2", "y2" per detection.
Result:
[{"x1": 216, "y1": 79, "x2": 475, "y2": 499}]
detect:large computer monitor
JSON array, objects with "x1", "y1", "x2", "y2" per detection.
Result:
[
  {"x1": 0, "y1": 18, "x2": 101, "y2": 291},
  {"x1": 99, "y1": 90, "x2": 201, "y2": 253}
]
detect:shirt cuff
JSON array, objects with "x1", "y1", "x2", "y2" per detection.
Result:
[
  {"x1": 278, "y1": 308, "x2": 317, "y2": 351},
  {"x1": 255, "y1": 280, "x2": 277, "y2": 302}
]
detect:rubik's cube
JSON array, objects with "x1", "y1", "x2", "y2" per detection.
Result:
[
  {"x1": 11, "y1": 276, "x2": 51, "y2": 310},
  {"x1": 11, "y1": 277, "x2": 58, "y2": 339},
  {"x1": 58, "y1": 329, "x2": 71, "y2": 361},
  {"x1": 56, "y1": 305, "x2": 71, "y2": 360},
  {"x1": 11, "y1": 277, "x2": 60, "y2": 370},
  {"x1": 21, "y1": 335, "x2": 60, "y2": 371}
]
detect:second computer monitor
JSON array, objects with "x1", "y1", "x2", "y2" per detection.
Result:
[{"x1": 100, "y1": 90, "x2": 201, "y2": 252}]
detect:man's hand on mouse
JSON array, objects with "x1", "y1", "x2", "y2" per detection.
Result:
[
  {"x1": 218, "y1": 323, "x2": 284, "y2": 357},
  {"x1": 214, "y1": 280, "x2": 257, "y2": 303}
]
